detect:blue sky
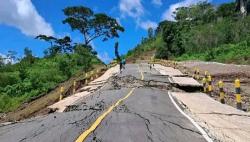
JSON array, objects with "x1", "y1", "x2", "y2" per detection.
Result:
[{"x1": 0, "y1": 0, "x2": 233, "y2": 63}]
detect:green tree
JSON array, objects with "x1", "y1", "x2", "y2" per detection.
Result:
[
  {"x1": 35, "y1": 35, "x2": 57, "y2": 47},
  {"x1": 148, "y1": 27, "x2": 154, "y2": 39},
  {"x1": 74, "y1": 44, "x2": 94, "y2": 71},
  {"x1": 62, "y1": 6, "x2": 124, "y2": 45},
  {"x1": 159, "y1": 21, "x2": 177, "y2": 59},
  {"x1": 175, "y1": 2, "x2": 216, "y2": 24},
  {"x1": 36, "y1": 36, "x2": 73, "y2": 57},
  {"x1": 217, "y1": 3, "x2": 235, "y2": 18},
  {"x1": 18, "y1": 65, "x2": 28, "y2": 81},
  {"x1": 0, "y1": 55, "x2": 4, "y2": 67},
  {"x1": 6, "y1": 51, "x2": 17, "y2": 64},
  {"x1": 23, "y1": 47, "x2": 35, "y2": 64},
  {"x1": 55, "y1": 36, "x2": 73, "y2": 53},
  {"x1": 236, "y1": 0, "x2": 248, "y2": 17},
  {"x1": 35, "y1": 35, "x2": 58, "y2": 57},
  {"x1": 58, "y1": 58, "x2": 72, "y2": 78}
]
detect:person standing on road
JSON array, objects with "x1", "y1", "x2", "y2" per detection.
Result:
[
  {"x1": 119, "y1": 61, "x2": 122, "y2": 72},
  {"x1": 114, "y1": 41, "x2": 123, "y2": 73},
  {"x1": 122, "y1": 59, "x2": 126, "y2": 69}
]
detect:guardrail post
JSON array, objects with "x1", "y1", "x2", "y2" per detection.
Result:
[
  {"x1": 90, "y1": 71, "x2": 94, "y2": 80},
  {"x1": 95, "y1": 69, "x2": 99, "y2": 78},
  {"x1": 85, "y1": 73, "x2": 88, "y2": 84},
  {"x1": 235, "y1": 79, "x2": 242, "y2": 110},
  {"x1": 204, "y1": 71, "x2": 208, "y2": 91},
  {"x1": 193, "y1": 68, "x2": 200, "y2": 80},
  {"x1": 218, "y1": 81, "x2": 225, "y2": 104},
  {"x1": 73, "y1": 81, "x2": 76, "y2": 94},
  {"x1": 59, "y1": 87, "x2": 64, "y2": 101},
  {"x1": 202, "y1": 77, "x2": 207, "y2": 93},
  {"x1": 196, "y1": 68, "x2": 200, "y2": 80},
  {"x1": 173, "y1": 61, "x2": 177, "y2": 69},
  {"x1": 193, "y1": 68, "x2": 196, "y2": 79},
  {"x1": 205, "y1": 71, "x2": 208, "y2": 78},
  {"x1": 207, "y1": 75, "x2": 213, "y2": 96}
]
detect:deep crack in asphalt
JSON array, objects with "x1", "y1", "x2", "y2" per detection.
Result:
[
  {"x1": 150, "y1": 113, "x2": 202, "y2": 136},
  {"x1": 114, "y1": 104, "x2": 154, "y2": 141},
  {"x1": 65, "y1": 74, "x2": 204, "y2": 142}
]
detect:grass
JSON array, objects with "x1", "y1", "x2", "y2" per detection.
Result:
[
  {"x1": 126, "y1": 35, "x2": 164, "y2": 61},
  {"x1": 0, "y1": 53, "x2": 103, "y2": 113},
  {"x1": 3, "y1": 65, "x2": 106, "y2": 121},
  {"x1": 176, "y1": 41, "x2": 250, "y2": 64}
]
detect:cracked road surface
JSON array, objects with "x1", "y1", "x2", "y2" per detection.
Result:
[{"x1": 0, "y1": 64, "x2": 207, "y2": 142}]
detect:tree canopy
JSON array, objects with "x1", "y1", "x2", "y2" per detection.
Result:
[
  {"x1": 35, "y1": 35, "x2": 57, "y2": 47},
  {"x1": 148, "y1": 27, "x2": 154, "y2": 39},
  {"x1": 36, "y1": 35, "x2": 73, "y2": 57},
  {"x1": 175, "y1": 2, "x2": 216, "y2": 24},
  {"x1": 127, "y1": 1, "x2": 250, "y2": 64},
  {"x1": 0, "y1": 4, "x2": 121, "y2": 113},
  {"x1": 63, "y1": 6, "x2": 125, "y2": 45}
]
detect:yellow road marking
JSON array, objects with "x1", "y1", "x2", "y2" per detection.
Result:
[
  {"x1": 75, "y1": 88, "x2": 135, "y2": 142},
  {"x1": 140, "y1": 70, "x2": 144, "y2": 80},
  {"x1": 75, "y1": 64, "x2": 144, "y2": 142},
  {"x1": 138, "y1": 64, "x2": 144, "y2": 80}
]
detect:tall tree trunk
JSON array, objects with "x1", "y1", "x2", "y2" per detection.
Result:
[
  {"x1": 236, "y1": 0, "x2": 247, "y2": 17},
  {"x1": 241, "y1": 0, "x2": 247, "y2": 17}
]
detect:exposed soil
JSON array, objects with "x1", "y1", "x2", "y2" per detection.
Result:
[{"x1": 178, "y1": 61, "x2": 250, "y2": 111}]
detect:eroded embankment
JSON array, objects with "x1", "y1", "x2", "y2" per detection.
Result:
[{"x1": 177, "y1": 61, "x2": 250, "y2": 111}]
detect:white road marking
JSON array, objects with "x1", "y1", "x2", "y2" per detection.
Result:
[{"x1": 168, "y1": 92, "x2": 213, "y2": 142}]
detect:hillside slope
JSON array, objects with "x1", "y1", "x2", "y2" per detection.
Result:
[
  {"x1": 0, "y1": 47, "x2": 103, "y2": 113},
  {"x1": 126, "y1": 2, "x2": 250, "y2": 65}
]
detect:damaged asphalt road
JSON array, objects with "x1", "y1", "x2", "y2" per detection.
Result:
[{"x1": 0, "y1": 64, "x2": 207, "y2": 142}]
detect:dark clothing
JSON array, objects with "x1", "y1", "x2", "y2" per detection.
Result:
[{"x1": 120, "y1": 62, "x2": 123, "y2": 72}]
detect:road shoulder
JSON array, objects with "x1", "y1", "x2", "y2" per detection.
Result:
[
  {"x1": 155, "y1": 63, "x2": 250, "y2": 142},
  {"x1": 171, "y1": 92, "x2": 250, "y2": 142}
]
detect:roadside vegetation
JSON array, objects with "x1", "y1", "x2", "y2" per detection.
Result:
[
  {"x1": 127, "y1": 2, "x2": 250, "y2": 64},
  {"x1": 0, "y1": 6, "x2": 123, "y2": 112}
]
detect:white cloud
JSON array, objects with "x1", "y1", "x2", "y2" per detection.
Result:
[
  {"x1": 140, "y1": 20, "x2": 158, "y2": 30},
  {"x1": 0, "y1": 53, "x2": 6, "y2": 60},
  {"x1": 161, "y1": 0, "x2": 209, "y2": 21},
  {"x1": 119, "y1": 0, "x2": 144, "y2": 18},
  {"x1": 152, "y1": 0, "x2": 163, "y2": 6},
  {"x1": 0, "y1": 0, "x2": 54, "y2": 37},
  {"x1": 119, "y1": 0, "x2": 157, "y2": 31},
  {"x1": 97, "y1": 52, "x2": 112, "y2": 63},
  {"x1": 0, "y1": 53, "x2": 12, "y2": 64}
]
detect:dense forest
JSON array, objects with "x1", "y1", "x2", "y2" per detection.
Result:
[
  {"x1": 0, "y1": 6, "x2": 123, "y2": 112},
  {"x1": 127, "y1": 2, "x2": 250, "y2": 64}
]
